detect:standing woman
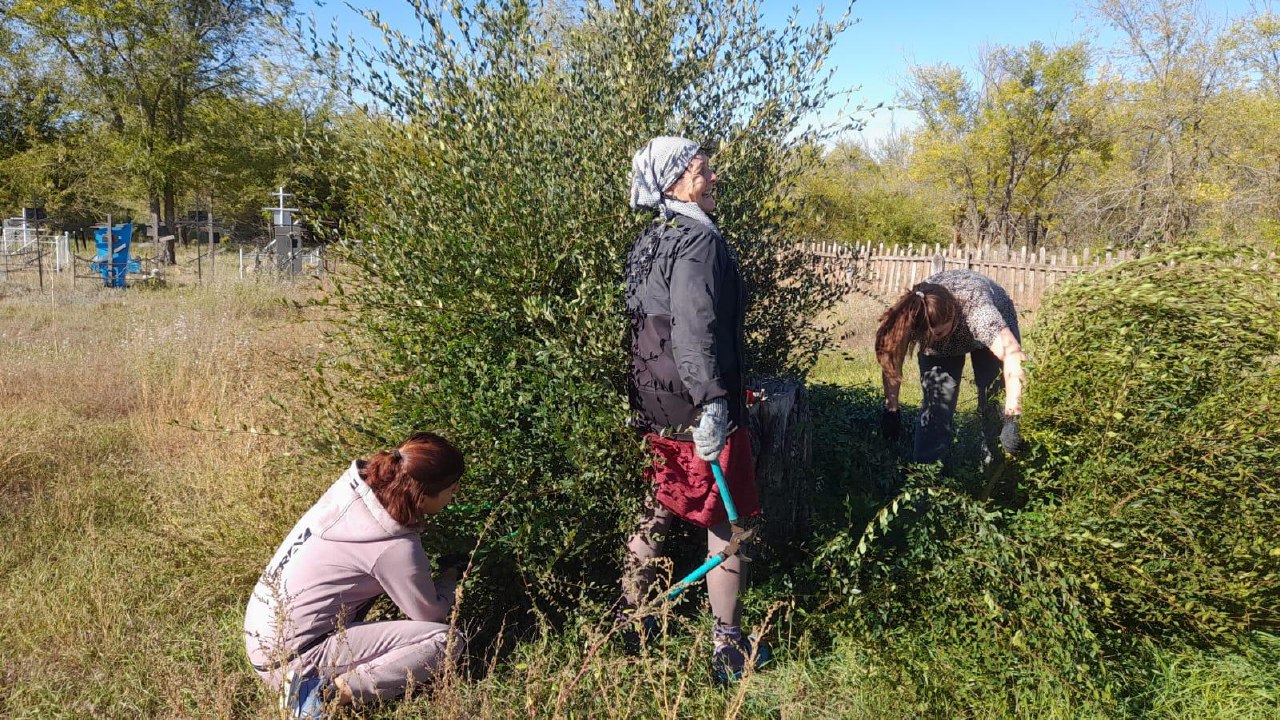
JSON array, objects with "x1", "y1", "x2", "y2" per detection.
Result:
[
  {"x1": 620, "y1": 136, "x2": 769, "y2": 681},
  {"x1": 244, "y1": 432, "x2": 466, "y2": 719},
  {"x1": 877, "y1": 269, "x2": 1027, "y2": 466}
]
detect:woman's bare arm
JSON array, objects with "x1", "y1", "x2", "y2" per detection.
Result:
[
  {"x1": 987, "y1": 328, "x2": 1025, "y2": 415},
  {"x1": 883, "y1": 370, "x2": 902, "y2": 411}
]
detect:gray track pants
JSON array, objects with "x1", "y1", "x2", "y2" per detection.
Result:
[
  {"x1": 623, "y1": 495, "x2": 743, "y2": 628},
  {"x1": 915, "y1": 349, "x2": 1005, "y2": 465},
  {"x1": 257, "y1": 620, "x2": 463, "y2": 700}
]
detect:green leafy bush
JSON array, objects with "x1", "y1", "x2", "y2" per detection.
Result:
[
  {"x1": 1022, "y1": 247, "x2": 1280, "y2": 642},
  {"x1": 305, "y1": 0, "x2": 849, "y2": 619}
]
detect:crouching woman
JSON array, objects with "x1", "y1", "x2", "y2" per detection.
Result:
[{"x1": 244, "y1": 432, "x2": 466, "y2": 718}]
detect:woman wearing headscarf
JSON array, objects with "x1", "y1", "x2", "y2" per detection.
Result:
[
  {"x1": 876, "y1": 269, "x2": 1027, "y2": 467},
  {"x1": 620, "y1": 136, "x2": 769, "y2": 682}
]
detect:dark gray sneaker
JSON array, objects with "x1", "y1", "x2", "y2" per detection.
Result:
[
  {"x1": 712, "y1": 634, "x2": 772, "y2": 683},
  {"x1": 614, "y1": 602, "x2": 661, "y2": 655}
]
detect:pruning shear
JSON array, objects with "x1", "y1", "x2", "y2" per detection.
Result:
[{"x1": 666, "y1": 459, "x2": 756, "y2": 599}]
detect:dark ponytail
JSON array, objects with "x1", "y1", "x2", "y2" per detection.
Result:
[{"x1": 875, "y1": 282, "x2": 959, "y2": 383}]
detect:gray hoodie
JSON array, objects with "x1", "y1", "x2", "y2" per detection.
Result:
[{"x1": 243, "y1": 461, "x2": 453, "y2": 669}]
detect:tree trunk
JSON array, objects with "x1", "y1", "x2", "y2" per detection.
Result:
[
  {"x1": 163, "y1": 184, "x2": 178, "y2": 250},
  {"x1": 748, "y1": 378, "x2": 813, "y2": 551},
  {"x1": 150, "y1": 196, "x2": 175, "y2": 265}
]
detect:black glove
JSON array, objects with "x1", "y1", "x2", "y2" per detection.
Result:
[
  {"x1": 435, "y1": 553, "x2": 470, "y2": 575},
  {"x1": 881, "y1": 407, "x2": 901, "y2": 441},
  {"x1": 1000, "y1": 414, "x2": 1025, "y2": 455}
]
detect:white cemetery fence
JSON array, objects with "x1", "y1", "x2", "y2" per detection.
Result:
[
  {"x1": 0, "y1": 222, "x2": 71, "y2": 287},
  {"x1": 801, "y1": 240, "x2": 1153, "y2": 309}
]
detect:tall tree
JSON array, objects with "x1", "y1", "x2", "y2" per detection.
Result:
[
  {"x1": 9, "y1": 0, "x2": 286, "y2": 261},
  {"x1": 1087, "y1": 0, "x2": 1229, "y2": 245},
  {"x1": 0, "y1": 17, "x2": 69, "y2": 208},
  {"x1": 903, "y1": 41, "x2": 1101, "y2": 247}
]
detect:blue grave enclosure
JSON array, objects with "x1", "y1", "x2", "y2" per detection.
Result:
[{"x1": 90, "y1": 223, "x2": 139, "y2": 287}]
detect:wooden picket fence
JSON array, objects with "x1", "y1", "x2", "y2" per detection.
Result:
[{"x1": 801, "y1": 240, "x2": 1148, "y2": 309}]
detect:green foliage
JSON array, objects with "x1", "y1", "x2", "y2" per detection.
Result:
[
  {"x1": 1022, "y1": 247, "x2": 1280, "y2": 642},
  {"x1": 814, "y1": 464, "x2": 1111, "y2": 710},
  {"x1": 792, "y1": 143, "x2": 950, "y2": 246},
  {"x1": 307, "y1": 0, "x2": 850, "y2": 618},
  {"x1": 904, "y1": 41, "x2": 1103, "y2": 247},
  {"x1": 1139, "y1": 633, "x2": 1280, "y2": 719},
  {"x1": 6, "y1": 0, "x2": 289, "y2": 242}
]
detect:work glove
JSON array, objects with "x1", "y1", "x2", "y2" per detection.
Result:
[
  {"x1": 1000, "y1": 413, "x2": 1025, "y2": 455},
  {"x1": 435, "y1": 553, "x2": 469, "y2": 575},
  {"x1": 692, "y1": 397, "x2": 729, "y2": 461},
  {"x1": 881, "y1": 407, "x2": 901, "y2": 441}
]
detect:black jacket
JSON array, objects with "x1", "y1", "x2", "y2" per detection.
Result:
[{"x1": 624, "y1": 215, "x2": 747, "y2": 439}]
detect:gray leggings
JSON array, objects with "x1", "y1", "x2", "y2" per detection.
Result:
[
  {"x1": 914, "y1": 349, "x2": 1005, "y2": 465},
  {"x1": 258, "y1": 620, "x2": 463, "y2": 701},
  {"x1": 622, "y1": 496, "x2": 743, "y2": 628}
]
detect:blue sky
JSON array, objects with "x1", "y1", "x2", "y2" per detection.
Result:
[
  {"x1": 308, "y1": 0, "x2": 1245, "y2": 146},
  {"x1": 799, "y1": 0, "x2": 1106, "y2": 145}
]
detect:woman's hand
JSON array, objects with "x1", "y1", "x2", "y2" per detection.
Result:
[
  {"x1": 881, "y1": 406, "x2": 901, "y2": 441},
  {"x1": 692, "y1": 397, "x2": 729, "y2": 461},
  {"x1": 1000, "y1": 413, "x2": 1025, "y2": 455},
  {"x1": 436, "y1": 553, "x2": 468, "y2": 575}
]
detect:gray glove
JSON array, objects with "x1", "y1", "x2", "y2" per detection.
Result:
[
  {"x1": 692, "y1": 397, "x2": 729, "y2": 461},
  {"x1": 1000, "y1": 413, "x2": 1025, "y2": 455}
]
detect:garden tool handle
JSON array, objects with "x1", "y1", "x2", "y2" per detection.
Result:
[
  {"x1": 665, "y1": 526, "x2": 754, "y2": 600},
  {"x1": 710, "y1": 459, "x2": 739, "y2": 525},
  {"x1": 667, "y1": 553, "x2": 727, "y2": 599}
]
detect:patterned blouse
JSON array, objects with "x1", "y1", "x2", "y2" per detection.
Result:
[{"x1": 921, "y1": 269, "x2": 1020, "y2": 357}]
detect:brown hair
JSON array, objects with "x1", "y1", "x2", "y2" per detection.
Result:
[
  {"x1": 360, "y1": 432, "x2": 465, "y2": 526},
  {"x1": 875, "y1": 282, "x2": 960, "y2": 383}
]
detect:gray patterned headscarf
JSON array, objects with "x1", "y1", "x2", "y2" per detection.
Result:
[{"x1": 629, "y1": 136, "x2": 716, "y2": 230}]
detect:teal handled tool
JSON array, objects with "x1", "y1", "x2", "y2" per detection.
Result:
[
  {"x1": 710, "y1": 458, "x2": 739, "y2": 524},
  {"x1": 667, "y1": 459, "x2": 755, "y2": 599}
]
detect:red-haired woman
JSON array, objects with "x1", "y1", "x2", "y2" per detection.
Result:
[
  {"x1": 244, "y1": 432, "x2": 466, "y2": 719},
  {"x1": 877, "y1": 269, "x2": 1027, "y2": 466}
]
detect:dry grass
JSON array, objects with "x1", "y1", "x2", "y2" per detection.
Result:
[{"x1": 0, "y1": 264, "x2": 335, "y2": 719}]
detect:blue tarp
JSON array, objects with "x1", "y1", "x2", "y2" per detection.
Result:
[{"x1": 90, "y1": 223, "x2": 139, "y2": 287}]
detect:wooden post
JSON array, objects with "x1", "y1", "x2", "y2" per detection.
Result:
[
  {"x1": 890, "y1": 244, "x2": 901, "y2": 296},
  {"x1": 1017, "y1": 246, "x2": 1028, "y2": 303},
  {"x1": 1023, "y1": 247, "x2": 1031, "y2": 303},
  {"x1": 208, "y1": 196, "x2": 215, "y2": 282},
  {"x1": 106, "y1": 214, "x2": 113, "y2": 289},
  {"x1": 749, "y1": 378, "x2": 812, "y2": 550},
  {"x1": 876, "y1": 243, "x2": 885, "y2": 295}
]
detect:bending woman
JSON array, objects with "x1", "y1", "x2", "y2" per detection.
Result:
[
  {"x1": 244, "y1": 432, "x2": 466, "y2": 719},
  {"x1": 620, "y1": 136, "x2": 768, "y2": 682},
  {"x1": 877, "y1": 269, "x2": 1027, "y2": 466}
]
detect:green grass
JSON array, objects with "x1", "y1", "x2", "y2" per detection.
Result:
[{"x1": 2, "y1": 283, "x2": 1275, "y2": 719}]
